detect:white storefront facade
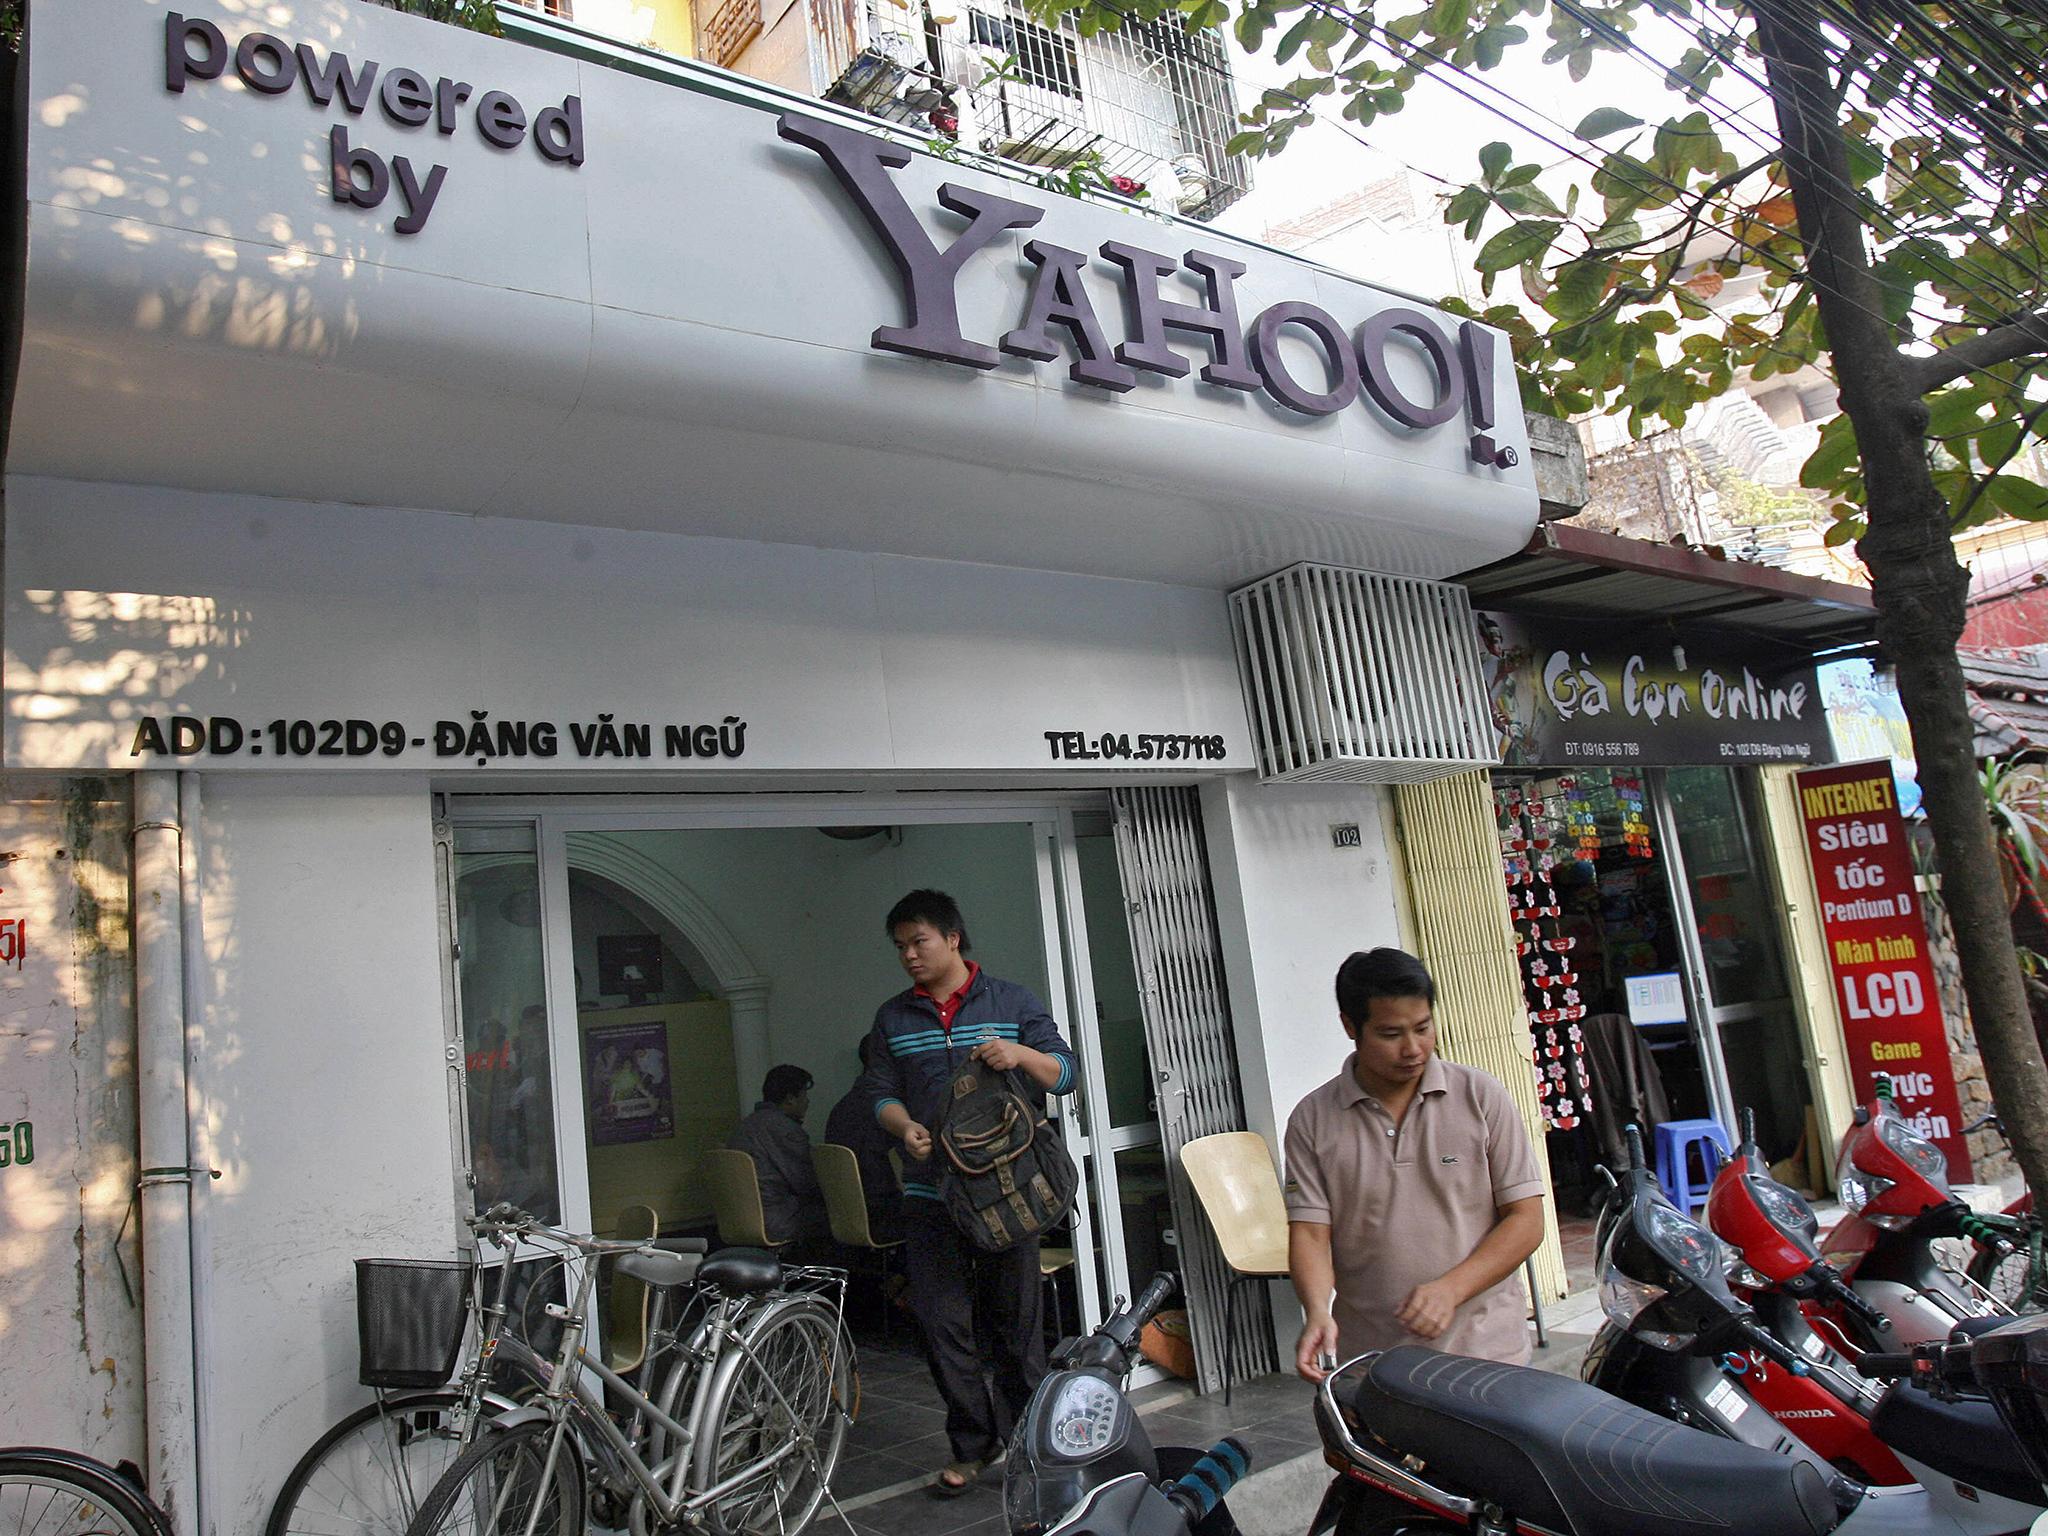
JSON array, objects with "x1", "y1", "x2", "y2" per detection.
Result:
[{"x1": 1, "y1": 1, "x2": 1544, "y2": 1529}]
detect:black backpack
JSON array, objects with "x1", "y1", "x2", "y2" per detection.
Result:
[{"x1": 934, "y1": 1060, "x2": 1079, "y2": 1252}]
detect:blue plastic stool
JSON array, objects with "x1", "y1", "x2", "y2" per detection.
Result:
[{"x1": 1653, "y1": 1119, "x2": 1732, "y2": 1213}]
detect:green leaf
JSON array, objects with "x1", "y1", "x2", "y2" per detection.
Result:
[
  {"x1": 1475, "y1": 219, "x2": 1564, "y2": 272},
  {"x1": 1547, "y1": 259, "x2": 1610, "y2": 319},
  {"x1": 1479, "y1": 140, "x2": 1512, "y2": 184},
  {"x1": 1801, "y1": 419, "x2": 1861, "y2": 489},
  {"x1": 1984, "y1": 474, "x2": 2048, "y2": 521},
  {"x1": 1575, "y1": 107, "x2": 1644, "y2": 141},
  {"x1": 1587, "y1": 214, "x2": 1642, "y2": 251},
  {"x1": 1429, "y1": 0, "x2": 1471, "y2": 36},
  {"x1": 1822, "y1": 516, "x2": 1862, "y2": 547}
]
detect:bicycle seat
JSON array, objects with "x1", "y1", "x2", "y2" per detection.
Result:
[
  {"x1": 1355, "y1": 1348, "x2": 1840, "y2": 1536},
  {"x1": 618, "y1": 1248, "x2": 702, "y2": 1290},
  {"x1": 699, "y1": 1248, "x2": 783, "y2": 1294}
]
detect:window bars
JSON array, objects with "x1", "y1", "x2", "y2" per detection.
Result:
[{"x1": 811, "y1": 0, "x2": 1250, "y2": 218}]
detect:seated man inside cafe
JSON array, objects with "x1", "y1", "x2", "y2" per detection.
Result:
[{"x1": 726, "y1": 1063, "x2": 829, "y2": 1247}]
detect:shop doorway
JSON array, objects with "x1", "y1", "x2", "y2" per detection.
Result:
[
  {"x1": 1492, "y1": 767, "x2": 1817, "y2": 1286},
  {"x1": 441, "y1": 797, "x2": 1239, "y2": 1403}
]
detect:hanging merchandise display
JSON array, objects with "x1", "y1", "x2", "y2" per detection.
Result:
[
  {"x1": 1615, "y1": 773, "x2": 1653, "y2": 860},
  {"x1": 1496, "y1": 778, "x2": 1592, "y2": 1131}
]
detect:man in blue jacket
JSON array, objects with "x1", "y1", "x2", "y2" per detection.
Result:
[{"x1": 857, "y1": 888, "x2": 1078, "y2": 1497}]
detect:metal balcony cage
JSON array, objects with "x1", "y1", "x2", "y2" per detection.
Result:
[{"x1": 813, "y1": 0, "x2": 1250, "y2": 218}]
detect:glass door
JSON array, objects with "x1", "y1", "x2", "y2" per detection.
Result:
[
  {"x1": 1654, "y1": 768, "x2": 1817, "y2": 1172},
  {"x1": 446, "y1": 797, "x2": 1157, "y2": 1347}
]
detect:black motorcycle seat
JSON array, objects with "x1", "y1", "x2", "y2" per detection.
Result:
[
  {"x1": 1868, "y1": 1380, "x2": 2041, "y2": 1505},
  {"x1": 698, "y1": 1248, "x2": 783, "y2": 1294},
  {"x1": 1949, "y1": 1313, "x2": 2008, "y2": 1340},
  {"x1": 1356, "y1": 1348, "x2": 1840, "y2": 1536}
]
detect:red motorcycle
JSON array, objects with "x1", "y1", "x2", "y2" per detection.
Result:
[
  {"x1": 1820, "y1": 1087, "x2": 2010, "y2": 1345},
  {"x1": 1704, "y1": 1109, "x2": 1918, "y2": 1486}
]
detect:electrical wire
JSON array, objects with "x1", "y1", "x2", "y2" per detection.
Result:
[{"x1": 1552, "y1": 0, "x2": 2046, "y2": 317}]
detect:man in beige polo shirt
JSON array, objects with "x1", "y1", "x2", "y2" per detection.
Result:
[{"x1": 1284, "y1": 947, "x2": 1546, "y2": 1377}]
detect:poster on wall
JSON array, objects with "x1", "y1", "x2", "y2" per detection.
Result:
[
  {"x1": 1477, "y1": 612, "x2": 1834, "y2": 767},
  {"x1": 1795, "y1": 759, "x2": 1971, "y2": 1179},
  {"x1": 583, "y1": 1020, "x2": 676, "y2": 1146}
]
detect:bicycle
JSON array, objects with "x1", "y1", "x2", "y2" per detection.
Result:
[
  {"x1": 0, "y1": 1447, "x2": 172, "y2": 1536},
  {"x1": 403, "y1": 1213, "x2": 855, "y2": 1536},
  {"x1": 267, "y1": 1206, "x2": 575, "y2": 1536},
  {"x1": 1956, "y1": 1113, "x2": 2048, "y2": 1311}
]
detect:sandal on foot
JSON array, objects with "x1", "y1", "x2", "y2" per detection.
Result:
[{"x1": 930, "y1": 1457, "x2": 994, "y2": 1498}]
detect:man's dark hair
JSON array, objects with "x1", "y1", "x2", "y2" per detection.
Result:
[
  {"x1": 762, "y1": 1064, "x2": 814, "y2": 1104},
  {"x1": 884, "y1": 888, "x2": 972, "y2": 953},
  {"x1": 1335, "y1": 947, "x2": 1436, "y2": 1020}
]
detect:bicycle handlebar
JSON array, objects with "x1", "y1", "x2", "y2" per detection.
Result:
[{"x1": 465, "y1": 1208, "x2": 699, "y2": 1260}]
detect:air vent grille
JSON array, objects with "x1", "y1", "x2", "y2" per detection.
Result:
[{"x1": 1229, "y1": 563, "x2": 1498, "y2": 783}]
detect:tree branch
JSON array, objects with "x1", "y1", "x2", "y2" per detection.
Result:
[{"x1": 1908, "y1": 310, "x2": 2048, "y2": 395}]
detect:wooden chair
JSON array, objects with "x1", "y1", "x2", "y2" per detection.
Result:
[
  {"x1": 1039, "y1": 1246, "x2": 1077, "y2": 1345},
  {"x1": 814, "y1": 1143, "x2": 906, "y2": 1340},
  {"x1": 701, "y1": 1148, "x2": 785, "y2": 1249},
  {"x1": 1179, "y1": 1131, "x2": 1291, "y2": 1404},
  {"x1": 604, "y1": 1201, "x2": 660, "y2": 1374}
]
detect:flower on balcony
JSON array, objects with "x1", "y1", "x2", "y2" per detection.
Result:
[
  {"x1": 1109, "y1": 175, "x2": 1147, "y2": 197},
  {"x1": 928, "y1": 108, "x2": 959, "y2": 137}
]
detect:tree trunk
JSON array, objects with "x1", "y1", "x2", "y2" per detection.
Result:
[{"x1": 1752, "y1": 1, "x2": 2048, "y2": 1196}]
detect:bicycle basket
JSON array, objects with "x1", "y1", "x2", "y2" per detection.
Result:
[{"x1": 355, "y1": 1257, "x2": 473, "y2": 1389}]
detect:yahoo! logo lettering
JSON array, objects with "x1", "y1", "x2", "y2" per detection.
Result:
[{"x1": 776, "y1": 114, "x2": 1515, "y2": 466}]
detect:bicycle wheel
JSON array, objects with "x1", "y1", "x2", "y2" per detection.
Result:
[
  {"x1": 270, "y1": 1340, "x2": 551, "y2": 1536},
  {"x1": 267, "y1": 1391, "x2": 476, "y2": 1536},
  {"x1": 402, "y1": 1420, "x2": 584, "y2": 1536},
  {"x1": 0, "y1": 1448, "x2": 170, "y2": 1536},
  {"x1": 1968, "y1": 1244, "x2": 2048, "y2": 1312},
  {"x1": 691, "y1": 1299, "x2": 854, "y2": 1536}
]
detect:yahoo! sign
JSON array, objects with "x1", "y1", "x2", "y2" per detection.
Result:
[{"x1": 777, "y1": 115, "x2": 1516, "y2": 467}]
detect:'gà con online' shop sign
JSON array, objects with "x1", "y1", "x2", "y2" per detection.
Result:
[{"x1": 156, "y1": 14, "x2": 1513, "y2": 456}]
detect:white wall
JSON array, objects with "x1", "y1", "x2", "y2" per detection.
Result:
[
  {"x1": 1202, "y1": 778, "x2": 1404, "y2": 1145},
  {"x1": 194, "y1": 775, "x2": 456, "y2": 1534},
  {"x1": 0, "y1": 776, "x2": 141, "y2": 1459},
  {"x1": 1200, "y1": 777, "x2": 1406, "y2": 1350}
]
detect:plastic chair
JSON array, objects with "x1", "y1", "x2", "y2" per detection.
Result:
[
  {"x1": 1653, "y1": 1119, "x2": 1732, "y2": 1213},
  {"x1": 604, "y1": 1202, "x2": 660, "y2": 1374},
  {"x1": 814, "y1": 1143, "x2": 906, "y2": 1340},
  {"x1": 701, "y1": 1148, "x2": 786, "y2": 1248},
  {"x1": 1179, "y1": 1131, "x2": 1291, "y2": 1404}
]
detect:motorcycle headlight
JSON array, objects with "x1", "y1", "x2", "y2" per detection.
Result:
[
  {"x1": 1838, "y1": 1164, "x2": 1893, "y2": 1215},
  {"x1": 1600, "y1": 1264, "x2": 1693, "y2": 1350},
  {"x1": 1043, "y1": 1374, "x2": 1123, "y2": 1461}
]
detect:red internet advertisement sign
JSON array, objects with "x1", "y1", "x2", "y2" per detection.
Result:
[{"x1": 1796, "y1": 759, "x2": 1971, "y2": 1180}]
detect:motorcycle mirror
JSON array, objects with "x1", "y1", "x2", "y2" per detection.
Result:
[
  {"x1": 1741, "y1": 1107, "x2": 1757, "y2": 1151},
  {"x1": 1625, "y1": 1124, "x2": 1645, "y2": 1172}
]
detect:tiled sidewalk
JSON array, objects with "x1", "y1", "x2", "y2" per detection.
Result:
[{"x1": 824, "y1": 1340, "x2": 1321, "y2": 1536}]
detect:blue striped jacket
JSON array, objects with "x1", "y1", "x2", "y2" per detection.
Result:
[{"x1": 855, "y1": 969, "x2": 1078, "y2": 1202}]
